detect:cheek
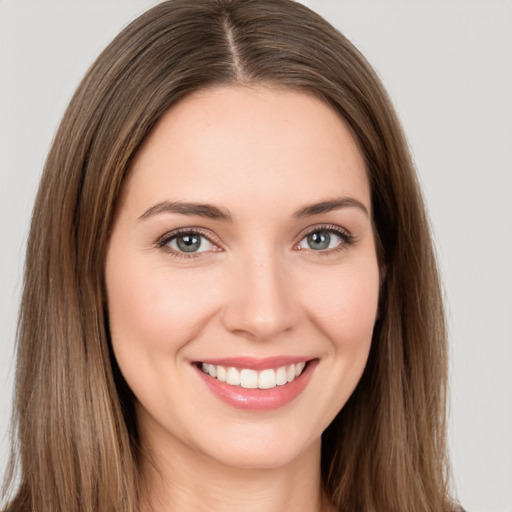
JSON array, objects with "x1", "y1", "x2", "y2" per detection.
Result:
[
  {"x1": 105, "y1": 257, "x2": 224, "y2": 362},
  {"x1": 300, "y1": 259, "x2": 380, "y2": 349},
  {"x1": 297, "y1": 256, "x2": 380, "y2": 425}
]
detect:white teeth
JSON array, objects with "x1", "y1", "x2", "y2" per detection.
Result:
[
  {"x1": 295, "y1": 361, "x2": 306, "y2": 377},
  {"x1": 226, "y1": 367, "x2": 241, "y2": 386},
  {"x1": 216, "y1": 365, "x2": 227, "y2": 382},
  {"x1": 258, "y1": 369, "x2": 276, "y2": 389},
  {"x1": 240, "y1": 369, "x2": 258, "y2": 389},
  {"x1": 200, "y1": 361, "x2": 308, "y2": 389},
  {"x1": 276, "y1": 366, "x2": 287, "y2": 386}
]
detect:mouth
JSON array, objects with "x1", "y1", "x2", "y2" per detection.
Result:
[
  {"x1": 197, "y1": 360, "x2": 307, "y2": 389},
  {"x1": 192, "y1": 357, "x2": 318, "y2": 410}
]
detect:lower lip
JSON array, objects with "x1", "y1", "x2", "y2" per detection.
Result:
[{"x1": 194, "y1": 360, "x2": 318, "y2": 411}]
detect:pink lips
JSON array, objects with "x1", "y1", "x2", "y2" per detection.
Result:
[{"x1": 193, "y1": 357, "x2": 318, "y2": 411}]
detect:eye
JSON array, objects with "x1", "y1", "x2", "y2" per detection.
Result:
[
  {"x1": 296, "y1": 227, "x2": 353, "y2": 252},
  {"x1": 160, "y1": 230, "x2": 219, "y2": 255}
]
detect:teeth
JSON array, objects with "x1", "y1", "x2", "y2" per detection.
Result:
[
  {"x1": 200, "y1": 362, "x2": 308, "y2": 389},
  {"x1": 276, "y1": 366, "x2": 287, "y2": 386},
  {"x1": 216, "y1": 365, "x2": 227, "y2": 382},
  {"x1": 226, "y1": 367, "x2": 241, "y2": 386},
  {"x1": 258, "y1": 369, "x2": 276, "y2": 389},
  {"x1": 240, "y1": 369, "x2": 258, "y2": 389},
  {"x1": 295, "y1": 361, "x2": 306, "y2": 376}
]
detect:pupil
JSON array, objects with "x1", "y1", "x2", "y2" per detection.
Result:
[
  {"x1": 308, "y1": 231, "x2": 330, "y2": 250},
  {"x1": 177, "y1": 234, "x2": 201, "y2": 252}
]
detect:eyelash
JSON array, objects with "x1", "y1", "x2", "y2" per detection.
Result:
[
  {"x1": 156, "y1": 227, "x2": 220, "y2": 259},
  {"x1": 156, "y1": 224, "x2": 355, "y2": 259},
  {"x1": 295, "y1": 224, "x2": 356, "y2": 255}
]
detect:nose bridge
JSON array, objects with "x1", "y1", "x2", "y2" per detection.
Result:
[{"x1": 221, "y1": 245, "x2": 297, "y2": 340}]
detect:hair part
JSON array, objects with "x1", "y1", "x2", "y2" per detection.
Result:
[{"x1": 4, "y1": 1, "x2": 457, "y2": 511}]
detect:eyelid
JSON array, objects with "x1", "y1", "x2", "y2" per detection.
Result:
[
  {"x1": 156, "y1": 227, "x2": 223, "y2": 256},
  {"x1": 293, "y1": 223, "x2": 355, "y2": 251},
  {"x1": 154, "y1": 223, "x2": 355, "y2": 258}
]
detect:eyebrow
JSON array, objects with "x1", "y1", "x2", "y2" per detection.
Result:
[
  {"x1": 138, "y1": 201, "x2": 232, "y2": 221},
  {"x1": 138, "y1": 196, "x2": 369, "y2": 222},
  {"x1": 293, "y1": 197, "x2": 369, "y2": 218}
]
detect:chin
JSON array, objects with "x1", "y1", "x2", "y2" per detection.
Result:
[
  {"x1": 186, "y1": 415, "x2": 323, "y2": 472},
  {"x1": 206, "y1": 437, "x2": 319, "y2": 472}
]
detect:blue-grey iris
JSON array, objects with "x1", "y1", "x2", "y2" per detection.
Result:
[
  {"x1": 307, "y1": 231, "x2": 330, "y2": 250},
  {"x1": 177, "y1": 234, "x2": 202, "y2": 252}
]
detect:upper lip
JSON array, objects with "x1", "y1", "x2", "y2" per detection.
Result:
[{"x1": 193, "y1": 356, "x2": 315, "y2": 371}]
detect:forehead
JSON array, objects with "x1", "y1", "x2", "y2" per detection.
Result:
[{"x1": 123, "y1": 85, "x2": 370, "y2": 217}]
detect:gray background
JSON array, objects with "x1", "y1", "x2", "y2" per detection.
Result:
[{"x1": 1, "y1": 1, "x2": 511, "y2": 510}]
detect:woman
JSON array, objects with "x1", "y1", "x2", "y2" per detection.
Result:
[{"x1": 2, "y1": 0, "x2": 460, "y2": 511}]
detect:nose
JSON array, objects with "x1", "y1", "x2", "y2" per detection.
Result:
[{"x1": 220, "y1": 251, "x2": 299, "y2": 341}]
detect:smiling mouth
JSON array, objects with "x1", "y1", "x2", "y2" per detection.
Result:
[
  {"x1": 194, "y1": 358, "x2": 318, "y2": 410},
  {"x1": 197, "y1": 361, "x2": 310, "y2": 390}
]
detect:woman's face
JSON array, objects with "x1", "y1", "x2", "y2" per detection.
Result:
[{"x1": 105, "y1": 86, "x2": 380, "y2": 470}]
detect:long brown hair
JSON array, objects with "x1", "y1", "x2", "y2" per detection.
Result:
[{"x1": 3, "y1": 1, "x2": 457, "y2": 511}]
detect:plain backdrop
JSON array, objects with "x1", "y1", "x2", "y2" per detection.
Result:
[{"x1": 0, "y1": 1, "x2": 511, "y2": 510}]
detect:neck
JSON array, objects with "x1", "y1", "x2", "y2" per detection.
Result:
[{"x1": 138, "y1": 432, "x2": 332, "y2": 512}]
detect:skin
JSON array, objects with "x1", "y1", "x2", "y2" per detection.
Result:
[{"x1": 105, "y1": 86, "x2": 380, "y2": 512}]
